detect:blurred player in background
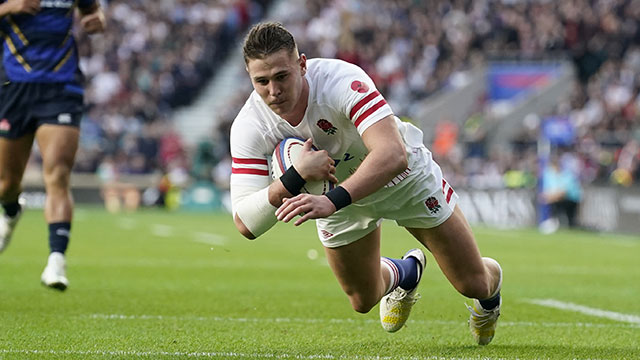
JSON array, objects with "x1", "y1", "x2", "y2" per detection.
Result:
[
  {"x1": 0, "y1": 0, "x2": 106, "y2": 290},
  {"x1": 230, "y1": 22, "x2": 503, "y2": 345},
  {"x1": 541, "y1": 152, "x2": 582, "y2": 230}
]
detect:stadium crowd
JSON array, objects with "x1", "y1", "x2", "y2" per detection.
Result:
[
  {"x1": 23, "y1": 0, "x2": 639, "y2": 194},
  {"x1": 288, "y1": 0, "x2": 640, "y2": 188},
  {"x1": 211, "y1": 0, "x2": 640, "y2": 190},
  {"x1": 61, "y1": 0, "x2": 271, "y2": 179}
]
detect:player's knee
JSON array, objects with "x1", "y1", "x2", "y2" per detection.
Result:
[
  {"x1": 347, "y1": 293, "x2": 377, "y2": 314},
  {"x1": 42, "y1": 164, "x2": 72, "y2": 189}
]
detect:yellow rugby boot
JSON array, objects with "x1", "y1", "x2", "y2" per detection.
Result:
[
  {"x1": 379, "y1": 248, "x2": 426, "y2": 332},
  {"x1": 466, "y1": 297, "x2": 501, "y2": 345}
]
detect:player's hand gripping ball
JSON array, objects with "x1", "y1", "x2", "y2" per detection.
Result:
[{"x1": 271, "y1": 137, "x2": 335, "y2": 195}]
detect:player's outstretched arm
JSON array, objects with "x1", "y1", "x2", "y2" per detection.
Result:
[
  {"x1": 232, "y1": 180, "x2": 291, "y2": 240},
  {"x1": 78, "y1": 2, "x2": 106, "y2": 34},
  {"x1": 0, "y1": 0, "x2": 41, "y2": 17},
  {"x1": 233, "y1": 213, "x2": 256, "y2": 239},
  {"x1": 233, "y1": 156, "x2": 334, "y2": 239},
  {"x1": 232, "y1": 137, "x2": 337, "y2": 238},
  {"x1": 339, "y1": 114, "x2": 407, "y2": 202}
]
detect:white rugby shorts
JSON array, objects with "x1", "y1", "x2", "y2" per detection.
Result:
[{"x1": 315, "y1": 146, "x2": 458, "y2": 248}]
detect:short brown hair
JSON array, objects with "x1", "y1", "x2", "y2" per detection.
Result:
[{"x1": 242, "y1": 22, "x2": 297, "y2": 63}]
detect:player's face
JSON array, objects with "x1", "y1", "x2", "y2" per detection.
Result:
[{"x1": 246, "y1": 49, "x2": 307, "y2": 117}]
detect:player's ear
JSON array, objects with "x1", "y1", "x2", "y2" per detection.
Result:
[{"x1": 298, "y1": 53, "x2": 307, "y2": 76}]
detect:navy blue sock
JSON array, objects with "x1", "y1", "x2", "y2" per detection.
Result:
[
  {"x1": 385, "y1": 257, "x2": 420, "y2": 291},
  {"x1": 2, "y1": 201, "x2": 21, "y2": 217},
  {"x1": 49, "y1": 222, "x2": 71, "y2": 254},
  {"x1": 479, "y1": 292, "x2": 501, "y2": 310}
]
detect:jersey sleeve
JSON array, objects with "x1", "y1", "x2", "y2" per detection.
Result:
[
  {"x1": 229, "y1": 115, "x2": 272, "y2": 214},
  {"x1": 328, "y1": 62, "x2": 394, "y2": 135}
]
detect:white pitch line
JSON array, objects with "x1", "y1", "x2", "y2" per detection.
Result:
[
  {"x1": 0, "y1": 349, "x2": 513, "y2": 360},
  {"x1": 150, "y1": 224, "x2": 174, "y2": 237},
  {"x1": 192, "y1": 232, "x2": 227, "y2": 245},
  {"x1": 116, "y1": 217, "x2": 138, "y2": 230},
  {"x1": 527, "y1": 298, "x2": 640, "y2": 324},
  {"x1": 149, "y1": 225, "x2": 227, "y2": 245},
  {"x1": 88, "y1": 314, "x2": 640, "y2": 329}
]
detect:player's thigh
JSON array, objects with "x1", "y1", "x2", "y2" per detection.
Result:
[
  {"x1": 324, "y1": 226, "x2": 383, "y2": 295},
  {"x1": 0, "y1": 82, "x2": 36, "y2": 187},
  {"x1": 0, "y1": 135, "x2": 35, "y2": 187},
  {"x1": 406, "y1": 206, "x2": 486, "y2": 290},
  {"x1": 35, "y1": 124, "x2": 80, "y2": 174}
]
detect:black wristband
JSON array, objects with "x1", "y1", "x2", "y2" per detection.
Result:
[
  {"x1": 280, "y1": 166, "x2": 306, "y2": 196},
  {"x1": 324, "y1": 186, "x2": 352, "y2": 211}
]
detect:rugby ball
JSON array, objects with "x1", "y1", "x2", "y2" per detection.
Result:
[{"x1": 271, "y1": 137, "x2": 335, "y2": 195}]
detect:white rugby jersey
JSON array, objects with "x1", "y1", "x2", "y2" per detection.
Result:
[{"x1": 230, "y1": 58, "x2": 427, "y2": 214}]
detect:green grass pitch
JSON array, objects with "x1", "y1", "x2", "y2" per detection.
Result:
[{"x1": 0, "y1": 207, "x2": 638, "y2": 359}]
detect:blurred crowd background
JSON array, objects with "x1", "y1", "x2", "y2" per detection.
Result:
[{"x1": 24, "y1": 0, "x2": 640, "y2": 210}]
